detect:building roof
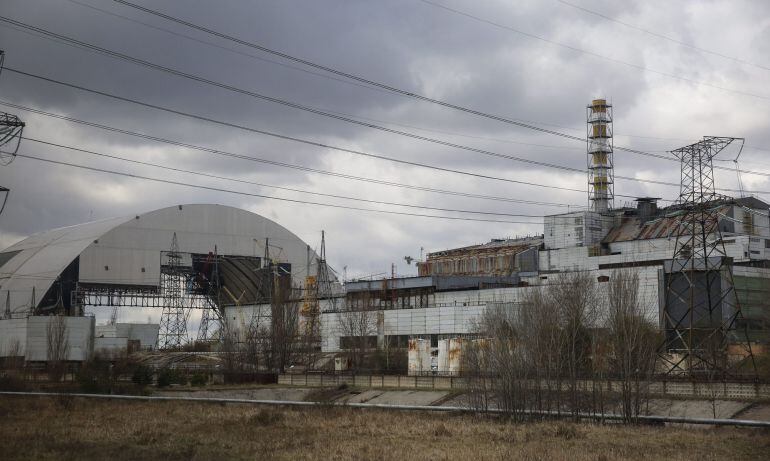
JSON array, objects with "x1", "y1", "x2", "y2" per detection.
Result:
[
  {"x1": 425, "y1": 236, "x2": 543, "y2": 259},
  {"x1": 0, "y1": 204, "x2": 328, "y2": 315}
]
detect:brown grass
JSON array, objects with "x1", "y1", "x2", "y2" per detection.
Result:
[{"x1": 1, "y1": 396, "x2": 769, "y2": 460}]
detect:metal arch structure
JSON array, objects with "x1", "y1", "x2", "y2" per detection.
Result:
[{"x1": 658, "y1": 136, "x2": 756, "y2": 379}]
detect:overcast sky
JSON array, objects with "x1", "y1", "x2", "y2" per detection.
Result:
[{"x1": 1, "y1": 0, "x2": 770, "y2": 283}]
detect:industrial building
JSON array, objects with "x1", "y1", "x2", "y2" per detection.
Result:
[
  {"x1": 320, "y1": 101, "x2": 770, "y2": 377},
  {"x1": 1, "y1": 100, "x2": 767, "y2": 379},
  {"x1": 0, "y1": 204, "x2": 338, "y2": 362}
]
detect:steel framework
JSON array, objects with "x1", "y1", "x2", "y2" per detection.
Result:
[
  {"x1": 587, "y1": 99, "x2": 613, "y2": 213},
  {"x1": 0, "y1": 51, "x2": 24, "y2": 218},
  {"x1": 158, "y1": 233, "x2": 190, "y2": 349},
  {"x1": 659, "y1": 136, "x2": 756, "y2": 378},
  {"x1": 0, "y1": 52, "x2": 24, "y2": 167},
  {"x1": 196, "y1": 249, "x2": 222, "y2": 342}
]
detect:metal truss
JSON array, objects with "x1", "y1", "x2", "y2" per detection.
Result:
[
  {"x1": 658, "y1": 136, "x2": 756, "y2": 379},
  {"x1": 586, "y1": 99, "x2": 614, "y2": 213},
  {"x1": 196, "y1": 249, "x2": 223, "y2": 342},
  {"x1": 158, "y1": 233, "x2": 190, "y2": 349}
]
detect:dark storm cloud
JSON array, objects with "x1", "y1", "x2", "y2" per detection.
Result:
[{"x1": 1, "y1": 0, "x2": 769, "y2": 275}]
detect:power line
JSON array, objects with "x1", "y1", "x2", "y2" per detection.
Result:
[
  {"x1": 0, "y1": 16, "x2": 606, "y2": 167},
  {"x1": 3, "y1": 17, "x2": 763, "y2": 191},
  {"x1": 22, "y1": 136, "x2": 555, "y2": 219},
  {"x1": 13, "y1": 152, "x2": 546, "y2": 225},
  {"x1": 416, "y1": 0, "x2": 770, "y2": 102},
  {"x1": 62, "y1": 0, "x2": 747, "y2": 150},
  {"x1": 1, "y1": 72, "x2": 609, "y2": 196},
  {"x1": 556, "y1": 0, "x2": 770, "y2": 73},
  {"x1": 106, "y1": 0, "x2": 598, "y2": 134},
  {"x1": 11, "y1": 8, "x2": 770, "y2": 166},
  {"x1": 0, "y1": 15, "x2": 735, "y2": 171},
  {"x1": 1, "y1": 67, "x2": 684, "y2": 197},
  {"x1": 79, "y1": 0, "x2": 770, "y2": 155},
  {"x1": 0, "y1": 100, "x2": 589, "y2": 205}
]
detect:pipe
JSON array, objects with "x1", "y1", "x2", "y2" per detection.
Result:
[{"x1": 1, "y1": 391, "x2": 769, "y2": 427}]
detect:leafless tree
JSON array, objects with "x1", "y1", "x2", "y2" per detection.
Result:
[
  {"x1": 46, "y1": 315, "x2": 70, "y2": 382},
  {"x1": 217, "y1": 317, "x2": 242, "y2": 381},
  {"x1": 2, "y1": 338, "x2": 23, "y2": 371},
  {"x1": 518, "y1": 286, "x2": 564, "y2": 414},
  {"x1": 462, "y1": 302, "x2": 531, "y2": 419},
  {"x1": 606, "y1": 269, "x2": 658, "y2": 422},
  {"x1": 268, "y1": 279, "x2": 301, "y2": 373},
  {"x1": 462, "y1": 334, "x2": 494, "y2": 412},
  {"x1": 548, "y1": 271, "x2": 601, "y2": 418},
  {"x1": 299, "y1": 301, "x2": 322, "y2": 371},
  {"x1": 336, "y1": 291, "x2": 377, "y2": 370},
  {"x1": 243, "y1": 305, "x2": 269, "y2": 372}
]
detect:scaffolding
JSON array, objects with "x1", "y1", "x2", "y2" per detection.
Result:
[
  {"x1": 659, "y1": 136, "x2": 756, "y2": 378},
  {"x1": 587, "y1": 99, "x2": 613, "y2": 213}
]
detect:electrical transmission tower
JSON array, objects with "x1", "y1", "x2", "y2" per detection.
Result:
[
  {"x1": 159, "y1": 233, "x2": 189, "y2": 349},
  {"x1": 0, "y1": 50, "x2": 25, "y2": 217},
  {"x1": 659, "y1": 136, "x2": 755, "y2": 378},
  {"x1": 197, "y1": 249, "x2": 222, "y2": 342}
]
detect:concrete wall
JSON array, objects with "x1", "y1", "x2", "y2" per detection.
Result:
[
  {"x1": 319, "y1": 266, "x2": 662, "y2": 352},
  {"x1": 95, "y1": 323, "x2": 159, "y2": 350},
  {"x1": 25, "y1": 316, "x2": 94, "y2": 361},
  {"x1": 94, "y1": 337, "x2": 128, "y2": 357},
  {"x1": 544, "y1": 211, "x2": 613, "y2": 250},
  {"x1": 0, "y1": 318, "x2": 27, "y2": 357}
]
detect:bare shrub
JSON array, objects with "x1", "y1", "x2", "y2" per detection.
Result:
[
  {"x1": 554, "y1": 423, "x2": 583, "y2": 440},
  {"x1": 606, "y1": 269, "x2": 658, "y2": 422},
  {"x1": 549, "y1": 271, "x2": 601, "y2": 419},
  {"x1": 46, "y1": 315, "x2": 70, "y2": 382},
  {"x1": 336, "y1": 291, "x2": 377, "y2": 370}
]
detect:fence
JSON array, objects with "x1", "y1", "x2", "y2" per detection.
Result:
[{"x1": 278, "y1": 374, "x2": 770, "y2": 399}]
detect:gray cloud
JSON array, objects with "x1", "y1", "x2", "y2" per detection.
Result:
[{"x1": 1, "y1": 0, "x2": 769, "y2": 281}]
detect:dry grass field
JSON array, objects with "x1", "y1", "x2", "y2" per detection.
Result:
[{"x1": 1, "y1": 396, "x2": 769, "y2": 460}]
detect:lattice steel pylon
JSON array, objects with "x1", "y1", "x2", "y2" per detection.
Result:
[
  {"x1": 0, "y1": 50, "x2": 25, "y2": 218},
  {"x1": 197, "y1": 249, "x2": 222, "y2": 342},
  {"x1": 159, "y1": 233, "x2": 189, "y2": 349},
  {"x1": 658, "y1": 136, "x2": 756, "y2": 378}
]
